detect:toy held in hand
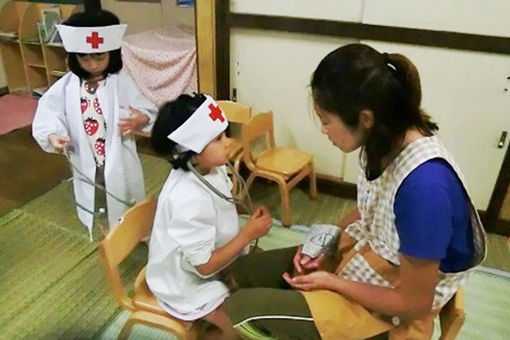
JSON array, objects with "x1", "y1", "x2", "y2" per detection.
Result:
[{"x1": 301, "y1": 224, "x2": 340, "y2": 258}]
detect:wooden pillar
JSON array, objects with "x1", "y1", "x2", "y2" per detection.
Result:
[{"x1": 195, "y1": 0, "x2": 216, "y2": 96}]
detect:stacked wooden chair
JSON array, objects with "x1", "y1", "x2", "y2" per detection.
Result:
[
  {"x1": 217, "y1": 100, "x2": 252, "y2": 195},
  {"x1": 241, "y1": 111, "x2": 317, "y2": 226}
]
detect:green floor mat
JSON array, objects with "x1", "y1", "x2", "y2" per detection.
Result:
[
  {"x1": 99, "y1": 226, "x2": 510, "y2": 340},
  {"x1": 455, "y1": 268, "x2": 510, "y2": 340},
  {"x1": 0, "y1": 210, "x2": 96, "y2": 330},
  {"x1": 2, "y1": 245, "x2": 146, "y2": 340},
  {"x1": 2, "y1": 150, "x2": 509, "y2": 340}
]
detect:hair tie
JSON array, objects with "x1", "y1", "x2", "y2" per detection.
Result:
[{"x1": 382, "y1": 52, "x2": 397, "y2": 72}]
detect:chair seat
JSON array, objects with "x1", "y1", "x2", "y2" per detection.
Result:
[
  {"x1": 133, "y1": 268, "x2": 176, "y2": 317},
  {"x1": 133, "y1": 268, "x2": 192, "y2": 329},
  {"x1": 255, "y1": 147, "x2": 312, "y2": 177}
]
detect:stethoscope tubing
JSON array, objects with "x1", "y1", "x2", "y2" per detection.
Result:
[
  {"x1": 186, "y1": 160, "x2": 260, "y2": 252},
  {"x1": 63, "y1": 146, "x2": 135, "y2": 217}
]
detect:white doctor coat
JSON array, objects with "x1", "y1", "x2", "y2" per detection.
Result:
[
  {"x1": 32, "y1": 70, "x2": 157, "y2": 236},
  {"x1": 146, "y1": 166, "x2": 246, "y2": 321}
]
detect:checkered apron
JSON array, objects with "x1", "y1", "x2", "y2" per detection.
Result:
[
  {"x1": 343, "y1": 135, "x2": 486, "y2": 308},
  {"x1": 301, "y1": 136, "x2": 486, "y2": 340}
]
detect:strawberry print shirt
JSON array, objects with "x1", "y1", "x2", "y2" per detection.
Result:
[{"x1": 81, "y1": 80, "x2": 106, "y2": 167}]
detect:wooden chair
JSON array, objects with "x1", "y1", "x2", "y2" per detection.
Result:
[
  {"x1": 98, "y1": 197, "x2": 197, "y2": 340},
  {"x1": 372, "y1": 289, "x2": 465, "y2": 340},
  {"x1": 217, "y1": 100, "x2": 252, "y2": 194},
  {"x1": 438, "y1": 289, "x2": 465, "y2": 340},
  {"x1": 241, "y1": 111, "x2": 317, "y2": 226}
]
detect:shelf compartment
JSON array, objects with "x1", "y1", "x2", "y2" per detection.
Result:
[
  {"x1": 21, "y1": 43, "x2": 44, "y2": 67},
  {"x1": 0, "y1": 40, "x2": 26, "y2": 90},
  {"x1": 44, "y1": 43, "x2": 67, "y2": 72},
  {"x1": 0, "y1": 1, "x2": 80, "y2": 92},
  {"x1": 26, "y1": 65, "x2": 47, "y2": 91}
]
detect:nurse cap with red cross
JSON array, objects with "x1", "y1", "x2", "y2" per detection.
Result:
[
  {"x1": 55, "y1": 0, "x2": 127, "y2": 54},
  {"x1": 56, "y1": 24, "x2": 127, "y2": 54},
  {"x1": 167, "y1": 95, "x2": 229, "y2": 154}
]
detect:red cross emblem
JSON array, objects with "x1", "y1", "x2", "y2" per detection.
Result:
[
  {"x1": 86, "y1": 32, "x2": 104, "y2": 49},
  {"x1": 208, "y1": 103, "x2": 224, "y2": 122}
]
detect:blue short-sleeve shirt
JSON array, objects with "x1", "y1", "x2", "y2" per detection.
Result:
[{"x1": 394, "y1": 159, "x2": 474, "y2": 272}]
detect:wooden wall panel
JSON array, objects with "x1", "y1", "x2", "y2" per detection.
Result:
[{"x1": 195, "y1": 0, "x2": 216, "y2": 96}]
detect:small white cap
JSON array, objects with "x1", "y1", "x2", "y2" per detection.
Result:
[
  {"x1": 167, "y1": 95, "x2": 229, "y2": 153},
  {"x1": 56, "y1": 24, "x2": 127, "y2": 53}
]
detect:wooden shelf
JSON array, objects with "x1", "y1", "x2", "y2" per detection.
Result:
[
  {"x1": 27, "y1": 63, "x2": 46, "y2": 68},
  {"x1": 46, "y1": 42, "x2": 64, "y2": 48},
  {"x1": 49, "y1": 69, "x2": 66, "y2": 76},
  {"x1": 0, "y1": 38, "x2": 20, "y2": 43},
  {"x1": 22, "y1": 39, "x2": 42, "y2": 46},
  {"x1": 0, "y1": 1, "x2": 81, "y2": 93}
]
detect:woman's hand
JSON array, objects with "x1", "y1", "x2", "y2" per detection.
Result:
[
  {"x1": 240, "y1": 206, "x2": 272, "y2": 241},
  {"x1": 292, "y1": 245, "x2": 326, "y2": 275},
  {"x1": 118, "y1": 106, "x2": 149, "y2": 135},
  {"x1": 48, "y1": 134, "x2": 70, "y2": 153},
  {"x1": 282, "y1": 270, "x2": 338, "y2": 291}
]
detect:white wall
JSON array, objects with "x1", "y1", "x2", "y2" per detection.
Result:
[
  {"x1": 161, "y1": 0, "x2": 195, "y2": 28},
  {"x1": 361, "y1": 41, "x2": 510, "y2": 209},
  {"x1": 231, "y1": 29, "x2": 357, "y2": 179},
  {"x1": 229, "y1": 1, "x2": 510, "y2": 209},
  {"x1": 230, "y1": 0, "x2": 363, "y2": 22},
  {"x1": 103, "y1": 0, "x2": 162, "y2": 34},
  {"x1": 103, "y1": 0, "x2": 195, "y2": 34},
  {"x1": 363, "y1": 0, "x2": 510, "y2": 37}
]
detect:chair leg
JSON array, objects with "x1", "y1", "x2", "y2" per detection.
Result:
[
  {"x1": 244, "y1": 172, "x2": 256, "y2": 193},
  {"x1": 277, "y1": 179, "x2": 292, "y2": 227},
  {"x1": 309, "y1": 164, "x2": 318, "y2": 199},
  {"x1": 118, "y1": 316, "x2": 136, "y2": 340},
  {"x1": 231, "y1": 154, "x2": 243, "y2": 195}
]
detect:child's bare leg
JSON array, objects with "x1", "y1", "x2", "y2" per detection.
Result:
[{"x1": 202, "y1": 306, "x2": 240, "y2": 340}]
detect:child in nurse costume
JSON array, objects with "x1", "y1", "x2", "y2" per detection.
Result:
[
  {"x1": 146, "y1": 93, "x2": 272, "y2": 340},
  {"x1": 32, "y1": 0, "x2": 157, "y2": 240}
]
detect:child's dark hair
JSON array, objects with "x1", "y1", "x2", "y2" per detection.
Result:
[
  {"x1": 64, "y1": 0, "x2": 123, "y2": 79},
  {"x1": 151, "y1": 93, "x2": 207, "y2": 170},
  {"x1": 311, "y1": 43, "x2": 438, "y2": 179}
]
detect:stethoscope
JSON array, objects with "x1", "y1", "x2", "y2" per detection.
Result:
[
  {"x1": 186, "y1": 160, "x2": 253, "y2": 212},
  {"x1": 63, "y1": 146, "x2": 135, "y2": 221},
  {"x1": 185, "y1": 158, "x2": 260, "y2": 252}
]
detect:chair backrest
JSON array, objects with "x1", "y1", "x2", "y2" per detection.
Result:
[
  {"x1": 217, "y1": 100, "x2": 252, "y2": 124},
  {"x1": 241, "y1": 111, "x2": 276, "y2": 170},
  {"x1": 98, "y1": 196, "x2": 157, "y2": 311}
]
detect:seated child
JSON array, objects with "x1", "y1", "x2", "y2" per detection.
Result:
[{"x1": 146, "y1": 93, "x2": 272, "y2": 339}]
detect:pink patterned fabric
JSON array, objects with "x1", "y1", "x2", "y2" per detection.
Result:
[{"x1": 121, "y1": 25, "x2": 198, "y2": 108}]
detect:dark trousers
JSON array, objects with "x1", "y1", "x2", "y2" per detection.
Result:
[
  {"x1": 222, "y1": 247, "x2": 322, "y2": 340},
  {"x1": 94, "y1": 165, "x2": 108, "y2": 233}
]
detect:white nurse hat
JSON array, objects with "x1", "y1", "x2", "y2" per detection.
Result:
[
  {"x1": 167, "y1": 95, "x2": 229, "y2": 154},
  {"x1": 56, "y1": 24, "x2": 127, "y2": 54}
]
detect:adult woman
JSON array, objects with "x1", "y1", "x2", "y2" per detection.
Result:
[{"x1": 221, "y1": 43, "x2": 486, "y2": 340}]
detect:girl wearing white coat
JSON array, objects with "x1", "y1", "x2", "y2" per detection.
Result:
[
  {"x1": 146, "y1": 93, "x2": 272, "y2": 340},
  {"x1": 32, "y1": 0, "x2": 156, "y2": 239}
]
